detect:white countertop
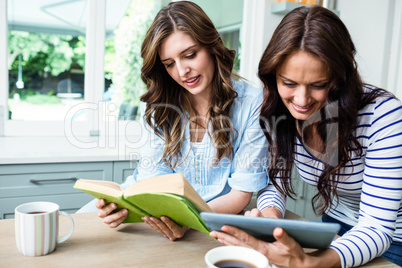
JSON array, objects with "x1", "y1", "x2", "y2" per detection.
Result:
[{"x1": 0, "y1": 136, "x2": 142, "y2": 164}]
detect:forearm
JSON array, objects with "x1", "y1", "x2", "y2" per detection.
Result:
[
  {"x1": 207, "y1": 189, "x2": 252, "y2": 214},
  {"x1": 304, "y1": 248, "x2": 341, "y2": 268},
  {"x1": 260, "y1": 206, "x2": 283, "y2": 218}
]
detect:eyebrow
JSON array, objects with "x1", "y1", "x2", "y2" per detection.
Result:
[
  {"x1": 160, "y1": 45, "x2": 198, "y2": 63},
  {"x1": 278, "y1": 74, "x2": 328, "y2": 84}
]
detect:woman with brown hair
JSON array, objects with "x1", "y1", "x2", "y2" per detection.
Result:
[
  {"x1": 92, "y1": 1, "x2": 269, "y2": 240},
  {"x1": 210, "y1": 5, "x2": 402, "y2": 267}
]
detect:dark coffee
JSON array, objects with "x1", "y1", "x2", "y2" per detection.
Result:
[
  {"x1": 214, "y1": 259, "x2": 257, "y2": 268},
  {"x1": 27, "y1": 211, "x2": 46, "y2": 214}
]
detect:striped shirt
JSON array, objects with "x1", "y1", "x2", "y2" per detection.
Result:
[{"x1": 257, "y1": 90, "x2": 402, "y2": 268}]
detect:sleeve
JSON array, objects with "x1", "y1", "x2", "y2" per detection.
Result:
[
  {"x1": 121, "y1": 102, "x2": 173, "y2": 189},
  {"x1": 329, "y1": 97, "x2": 402, "y2": 268},
  {"x1": 227, "y1": 88, "x2": 270, "y2": 192},
  {"x1": 256, "y1": 177, "x2": 287, "y2": 217}
]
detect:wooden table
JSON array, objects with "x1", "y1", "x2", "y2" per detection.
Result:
[{"x1": 0, "y1": 212, "x2": 397, "y2": 268}]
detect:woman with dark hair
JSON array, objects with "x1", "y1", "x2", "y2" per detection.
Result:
[
  {"x1": 210, "y1": 6, "x2": 402, "y2": 267},
  {"x1": 90, "y1": 1, "x2": 268, "y2": 240}
]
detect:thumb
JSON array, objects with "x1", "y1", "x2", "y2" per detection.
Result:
[{"x1": 273, "y1": 227, "x2": 294, "y2": 246}]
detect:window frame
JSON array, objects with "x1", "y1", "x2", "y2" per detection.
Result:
[{"x1": 0, "y1": 0, "x2": 8, "y2": 137}]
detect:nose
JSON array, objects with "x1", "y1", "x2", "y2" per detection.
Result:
[
  {"x1": 176, "y1": 61, "x2": 190, "y2": 77},
  {"x1": 293, "y1": 86, "x2": 310, "y2": 106}
]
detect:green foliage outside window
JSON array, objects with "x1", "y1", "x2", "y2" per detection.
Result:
[
  {"x1": 108, "y1": 0, "x2": 154, "y2": 107},
  {"x1": 8, "y1": 32, "x2": 85, "y2": 77},
  {"x1": 8, "y1": 32, "x2": 86, "y2": 100},
  {"x1": 8, "y1": 0, "x2": 155, "y2": 109}
]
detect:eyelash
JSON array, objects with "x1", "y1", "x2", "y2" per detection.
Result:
[
  {"x1": 165, "y1": 52, "x2": 197, "y2": 69},
  {"x1": 282, "y1": 82, "x2": 296, "y2": 88},
  {"x1": 186, "y1": 52, "x2": 196, "y2": 59},
  {"x1": 281, "y1": 82, "x2": 327, "y2": 89}
]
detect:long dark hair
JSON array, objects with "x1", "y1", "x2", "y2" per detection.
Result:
[
  {"x1": 140, "y1": 1, "x2": 238, "y2": 169},
  {"x1": 258, "y1": 6, "x2": 388, "y2": 214}
]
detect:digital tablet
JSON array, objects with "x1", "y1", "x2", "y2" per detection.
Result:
[{"x1": 200, "y1": 212, "x2": 341, "y2": 249}]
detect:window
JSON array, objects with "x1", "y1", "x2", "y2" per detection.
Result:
[
  {"x1": 0, "y1": 0, "x2": 135, "y2": 136},
  {"x1": 102, "y1": 0, "x2": 155, "y2": 123},
  {"x1": 220, "y1": 26, "x2": 241, "y2": 73},
  {"x1": 8, "y1": 18, "x2": 87, "y2": 122}
]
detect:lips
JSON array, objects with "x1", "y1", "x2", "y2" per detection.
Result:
[
  {"x1": 292, "y1": 102, "x2": 314, "y2": 113},
  {"x1": 184, "y1": 76, "x2": 200, "y2": 87}
]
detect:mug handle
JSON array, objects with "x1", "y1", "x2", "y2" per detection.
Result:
[{"x1": 58, "y1": 211, "x2": 75, "y2": 243}]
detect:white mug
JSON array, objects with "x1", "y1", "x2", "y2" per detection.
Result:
[
  {"x1": 205, "y1": 246, "x2": 271, "y2": 268},
  {"x1": 15, "y1": 201, "x2": 74, "y2": 257}
]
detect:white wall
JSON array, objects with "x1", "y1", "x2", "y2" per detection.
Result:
[
  {"x1": 337, "y1": 0, "x2": 402, "y2": 99},
  {"x1": 387, "y1": 0, "x2": 402, "y2": 99}
]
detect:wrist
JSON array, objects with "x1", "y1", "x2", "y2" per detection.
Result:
[
  {"x1": 302, "y1": 254, "x2": 321, "y2": 268},
  {"x1": 261, "y1": 206, "x2": 283, "y2": 218},
  {"x1": 305, "y1": 249, "x2": 341, "y2": 268}
]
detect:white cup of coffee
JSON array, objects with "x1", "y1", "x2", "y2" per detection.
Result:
[
  {"x1": 15, "y1": 201, "x2": 75, "y2": 257},
  {"x1": 205, "y1": 246, "x2": 270, "y2": 268}
]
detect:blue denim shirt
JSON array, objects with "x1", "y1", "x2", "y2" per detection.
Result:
[{"x1": 122, "y1": 79, "x2": 269, "y2": 202}]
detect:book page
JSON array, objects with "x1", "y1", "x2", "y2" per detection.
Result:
[{"x1": 74, "y1": 179, "x2": 123, "y2": 197}]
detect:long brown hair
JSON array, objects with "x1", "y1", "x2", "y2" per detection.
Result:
[
  {"x1": 140, "y1": 1, "x2": 237, "y2": 169},
  {"x1": 258, "y1": 6, "x2": 388, "y2": 214}
]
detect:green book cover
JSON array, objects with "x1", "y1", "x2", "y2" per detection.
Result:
[
  {"x1": 125, "y1": 192, "x2": 211, "y2": 234},
  {"x1": 73, "y1": 174, "x2": 212, "y2": 234},
  {"x1": 73, "y1": 186, "x2": 149, "y2": 223}
]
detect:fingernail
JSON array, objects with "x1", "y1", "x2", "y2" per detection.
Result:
[{"x1": 122, "y1": 209, "x2": 128, "y2": 214}]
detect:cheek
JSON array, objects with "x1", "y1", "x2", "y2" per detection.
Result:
[
  {"x1": 200, "y1": 54, "x2": 215, "y2": 75},
  {"x1": 313, "y1": 91, "x2": 328, "y2": 103},
  {"x1": 166, "y1": 68, "x2": 180, "y2": 83},
  {"x1": 277, "y1": 86, "x2": 291, "y2": 101}
]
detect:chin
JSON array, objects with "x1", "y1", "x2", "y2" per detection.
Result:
[
  {"x1": 289, "y1": 107, "x2": 321, "y2": 121},
  {"x1": 290, "y1": 112, "x2": 311, "y2": 121},
  {"x1": 190, "y1": 87, "x2": 207, "y2": 96}
]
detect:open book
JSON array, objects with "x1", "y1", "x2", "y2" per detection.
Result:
[{"x1": 73, "y1": 174, "x2": 213, "y2": 235}]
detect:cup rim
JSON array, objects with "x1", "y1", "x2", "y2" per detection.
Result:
[
  {"x1": 205, "y1": 245, "x2": 269, "y2": 268},
  {"x1": 15, "y1": 201, "x2": 59, "y2": 215}
]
